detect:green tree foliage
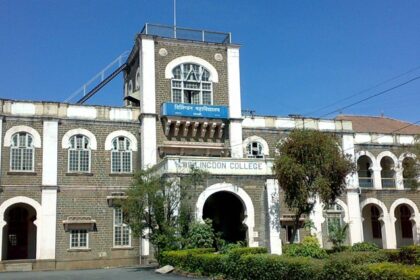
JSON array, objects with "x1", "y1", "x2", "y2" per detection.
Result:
[
  {"x1": 273, "y1": 129, "x2": 355, "y2": 243},
  {"x1": 401, "y1": 135, "x2": 420, "y2": 190},
  {"x1": 121, "y1": 165, "x2": 208, "y2": 257},
  {"x1": 184, "y1": 219, "x2": 216, "y2": 249}
]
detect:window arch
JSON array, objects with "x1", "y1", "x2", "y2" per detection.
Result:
[
  {"x1": 171, "y1": 63, "x2": 213, "y2": 105},
  {"x1": 68, "y1": 135, "x2": 91, "y2": 172},
  {"x1": 10, "y1": 132, "x2": 34, "y2": 171},
  {"x1": 111, "y1": 137, "x2": 132, "y2": 173},
  {"x1": 243, "y1": 136, "x2": 269, "y2": 159}
]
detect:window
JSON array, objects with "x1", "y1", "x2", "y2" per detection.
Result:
[
  {"x1": 400, "y1": 205, "x2": 413, "y2": 239},
  {"x1": 285, "y1": 225, "x2": 300, "y2": 243},
  {"x1": 371, "y1": 206, "x2": 382, "y2": 239},
  {"x1": 10, "y1": 132, "x2": 34, "y2": 171},
  {"x1": 114, "y1": 208, "x2": 130, "y2": 247},
  {"x1": 246, "y1": 141, "x2": 264, "y2": 158},
  {"x1": 70, "y1": 229, "x2": 88, "y2": 249},
  {"x1": 111, "y1": 137, "x2": 132, "y2": 173},
  {"x1": 324, "y1": 204, "x2": 344, "y2": 236},
  {"x1": 68, "y1": 135, "x2": 91, "y2": 172},
  {"x1": 171, "y1": 63, "x2": 212, "y2": 105}
]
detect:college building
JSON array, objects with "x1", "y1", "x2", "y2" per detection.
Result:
[{"x1": 0, "y1": 24, "x2": 419, "y2": 271}]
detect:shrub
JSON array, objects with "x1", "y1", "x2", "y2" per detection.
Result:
[
  {"x1": 228, "y1": 254, "x2": 323, "y2": 280},
  {"x1": 219, "y1": 241, "x2": 246, "y2": 254},
  {"x1": 159, "y1": 248, "x2": 215, "y2": 268},
  {"x1": 184, "y1": 253, "x2": 227, "y2": 276},
  {"x1": 397, "y1": 245, "x2": 420, "y2": 265},
  {"x1": 283, "y1": 236, "x2": 328, "y2": 259},
  {"x1": 184, "y1": 219, "x2": 215, "y2": 249},
  {"x1": 321, "y1": 251, "x2": 389, "y2": 280},
  {"x1": 351, "y1": 242, "x2": 380, "y2": 252},
  {"x1": 364, "y1": 262, "x2": 420, "y2": 280},
  {"x1": 224, "y1": 247, "x2": 269, "y2": 277}
]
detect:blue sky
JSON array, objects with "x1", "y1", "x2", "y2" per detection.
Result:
[{"x1": 0, "y1": 1, "x2": 419, "y2": 122}]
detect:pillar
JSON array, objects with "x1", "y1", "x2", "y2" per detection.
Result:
[
  {"x1": 39, "y1": 120, "x2": 58, "y2": 259},
  {"x1": 227, "y1": 46, "x2": 243, "y2": 158},
  {"x1": 266, "y1": 179, "x2": 282, "y2": 254},
  {"x1": 309, "y1": 196, "x2": 324, "y2": 247}
]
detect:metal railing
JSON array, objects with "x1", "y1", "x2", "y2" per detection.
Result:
[
  {"x1": 359, "y1": 177, "x2": 374, "y2": 188},
  {"x1": 141, "y1": 23, "x2": 232, "y2": 44},
  {"x1": 64, "y1": 51, "x2": 130, "y2": 103},
  {"x1": 381, "y1": 178, "x2": 396, "y2": 189}
]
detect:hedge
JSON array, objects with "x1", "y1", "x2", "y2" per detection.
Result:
[{"x1": 160, "y1": 248, "x2": 420, "y2": 280}]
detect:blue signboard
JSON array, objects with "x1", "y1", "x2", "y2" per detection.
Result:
[{"x1": 161, "y1": 103, "x2": 228, "y2": 119}]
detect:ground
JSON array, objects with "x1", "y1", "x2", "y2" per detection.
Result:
[{"x1": 0, "y1": 267, "x2": 201, "y2": 280}]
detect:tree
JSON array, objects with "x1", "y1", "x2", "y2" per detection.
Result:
[
  {"x1": 400, "y1": 135, "x2": 420, "y2": 190},
  {"x1": 273, "y1": 129, "x2": 355, "y2": 243},
  {"x1": 121, "y1": 165, "x2": 208, "y2": 257}
]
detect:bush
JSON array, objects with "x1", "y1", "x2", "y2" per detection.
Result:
[
  {"x1": 397, "y1": 245, "x2": 420, "y2": 265},
  {"x1": 351, "y1": 242, "x2": 380, "y2": 252},
  {"x1": 184, "y1": 253, "x2": 227, "y2": 276},
  {"x1": 183, "y1": 219, "x2": 215, "y2": 249},
  {"x1": 219, "y1": 241, "x2": 246, "y2": 254},
  {"x1": 231, "y1": 254, "x2": 323, "y2": 280},
  {"x1": 321, "y1": 251, "x2": 389, "y2": 280},
  {"x1": 159, "y1": 248, "x2": 215, "y2": 268},
  {"x1": 283, "y1": 236, "x2": 328, "y2": 259},
  {"x1": 364, "y1": 262, "x2": 420, "y2": 280}
]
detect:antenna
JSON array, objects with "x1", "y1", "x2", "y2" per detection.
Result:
[{"x1": 173, "y1": 0, "x2": 177, "y2": 38}]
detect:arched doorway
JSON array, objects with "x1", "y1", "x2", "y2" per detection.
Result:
[
  {"x1": 2, "y1": 203, "x2": 37, "y2": 260},
  {"x1": 362, "y1": 204, "x2": 384, "y2": 248},
  {"x1": 203, "y1": 191, "x2": 246, "y2": 243},
  {"x1": 395, "y1": 204, "x2": 414, "y2": 247}
]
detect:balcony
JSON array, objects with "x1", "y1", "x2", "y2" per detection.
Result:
[
  {"x1": 403, "y1": 178, "x2": 418, "y2": 190},
  {"x1": 381, "y1": 178, "x2": 395, "y2": 189},
  {"x1": 359, "y1": 177, "x2": 374, "y2": 188}
]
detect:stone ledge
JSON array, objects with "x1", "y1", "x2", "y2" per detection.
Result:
[
  {"x1": 111, "y1": 247, "x2": 134, "y2": 251},
  {"x1": 7, "y1": 171, "x2": 37, "y2": 176},
  {"x1": 109, "y1": 173, "x2": 134, "y2": 177},
  {"x1": 65, "y1": 172, "x2": 94, "y2": 176},
  {"x1": 67, "y1": 248, "x2": 91, "y2": 252}
]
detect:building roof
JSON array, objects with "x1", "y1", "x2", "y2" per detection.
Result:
[{"x1": 335, "y1": 115, "x2": 420, "y2": 135}]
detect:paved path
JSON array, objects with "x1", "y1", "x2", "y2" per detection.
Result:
[{"x1": 0, "y1": 267, "x2": 202, "y2": 280}]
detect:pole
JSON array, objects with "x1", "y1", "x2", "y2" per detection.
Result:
[{"x1": 173, "y1": 0, "x2": 177, "y2": 38}]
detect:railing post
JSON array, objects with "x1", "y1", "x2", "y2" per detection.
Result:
[
  {"x1": 202, "y1": 30, "x2": 205, "y2": 42},
  {"x1": 145, "y1": 23, "x2": 148, "y2": 34}
]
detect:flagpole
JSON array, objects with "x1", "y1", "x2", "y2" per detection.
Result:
[{"x1": 173, "y1": 0, "x2": 177, "y2": 38}]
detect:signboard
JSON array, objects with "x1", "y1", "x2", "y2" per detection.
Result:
[
  {"x1": 159, "y1": 156, "x2": 274, "y2": 176},
  {"x1": 161, "y1": 102, "x2": 228, "y2": 119}
]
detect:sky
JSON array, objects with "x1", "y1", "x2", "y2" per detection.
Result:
[{"x1": 0, "y1": 0, "x2": 419, "y2": 122}]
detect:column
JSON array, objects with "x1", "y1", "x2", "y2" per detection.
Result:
[
  {"x1": 309, "y1": 196, "x2": 324, "y2": 247},
  {"x1": 395, "y1": 167, "x2": 404, "y2": 190},
  {"x1": 343, "y1": 134, "x2": 363, "y2": 244},
  {"x1": 346, "y1": 191, "x2": 364, "y2": 244},
  {"x1": 227, "y1": 46, "x2": 243, "y2": 158},
  {"x1": 139, "y1": 37, "x2": 157, "y2": 256},
  {"x1": 40, "y1": 120, "x2": 58, "y2": 259},
  {"x1": 0, "y1": 117, "x2": 2, "y2": 184},
  {"x1": 382, "y1": 215, "x2": 397, "y2": 249},
  {"x1": 266, "y1": 179, "x2": 282, "y2": 254},
  {"x1": 372, "y1": 167, "x2": 382, "y2": 189}
]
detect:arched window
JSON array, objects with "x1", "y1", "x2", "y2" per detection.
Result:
[
  {"x1": 400, "y1": 205, "x2": 413, "y2": 239},
  {"x1": 68, "y1": 135, "x2": 91, "y2": 172},
  {"x1": 10, "y1": 132, "x2": 34, "y2": 171},
  {"x1": 371, "y1": 206, "x2": 382, "y2": 239},
  {"x1": 111, "y1": 137, "x2": 132, "y2": 173},
  {"x1": 246, "y1": 141, "x2": 264, "y2": 158},
  {"x1": 171, "y1": 63, "x2": 212, "y2": 105}
]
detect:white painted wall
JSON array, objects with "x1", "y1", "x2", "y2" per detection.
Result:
[
  {"x1": 230, "y1": 120, "x2": 243, "y2": 158},
  {"x1": 11, "y1": 103, "x2": 35, "y2": 116},
  {"x1": 67, "y1": 106, "x2": 97, "y2": 119},
  {"x1": 39, "y1": 188, "x2": 57, "y2": 259},
  {"x1": 140, "y1": 38, "x2": 156, "y2": 114},
  {"x1": 109, "y1": 108, "x2": 133, "y2": 121},
  {"x1": 42, "y1": 121, "x2": 58, "y2": 186},
  {"x1": 266, "y1": 179, "x2": 282, "y2": 254},
  {"x1": 309, "y1": 196, "x2": 324, "y2": 246},
  {"x1": 0, "y1": 118, "x2": 2, "y2": 186},
  {"x1": 227, "y1": 47, "x2": 242, "y2": 119},
  {"x1": 347, "y1": 191, "x2": 363, "y2": 244}
]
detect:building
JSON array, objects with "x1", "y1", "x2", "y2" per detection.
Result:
[{"x1": 0, "y1": 24, "x2": 418, "y2": 271}]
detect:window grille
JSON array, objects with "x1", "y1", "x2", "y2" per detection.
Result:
[
  {"x1": 114, "y1": 208, "x2": 130, "y2": 247},
  {"x1": 68, "y1": 135, "x2": 90, "y2": 172},
  {"x1": 171, "y1": 63, "x2": 212, "y2": 105},
  {"x1": 70, "y1": 229, "x2": 88, "y2": 248},
  {"x1": 111, "y1": 137, "x2": 132, "y2": 173},
  {"x1": 246, "y1": 141, "x2": 264, "y2": 158},
  {"x1": 10, "y1": 132, "x2": 34, "y2": 171}
]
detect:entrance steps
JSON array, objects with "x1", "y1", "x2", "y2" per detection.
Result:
[{"x1": 3, "y1": 260, "x2": 33, "y2": 272}]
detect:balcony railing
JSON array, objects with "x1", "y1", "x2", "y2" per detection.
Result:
[
  {"x1": 381, "y1": 178, "x2": 395, "y2": 189},
  {"x1": 359, "y1": 177, "x2": 373, "y2": 188}
]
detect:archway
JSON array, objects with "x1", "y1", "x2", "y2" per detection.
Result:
[
  {"x1": 203, "y1": 191, "x2": 246, "y2": 243},
  {"x1": 362, "y1": 204, "x2": 385, "y2": 248},
  {"x1": 3, "y1": 203, "x2": 37, "y2": 260},
  {"x1": 394, "y1": 204, "x2": 415, "y2": 247}
]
